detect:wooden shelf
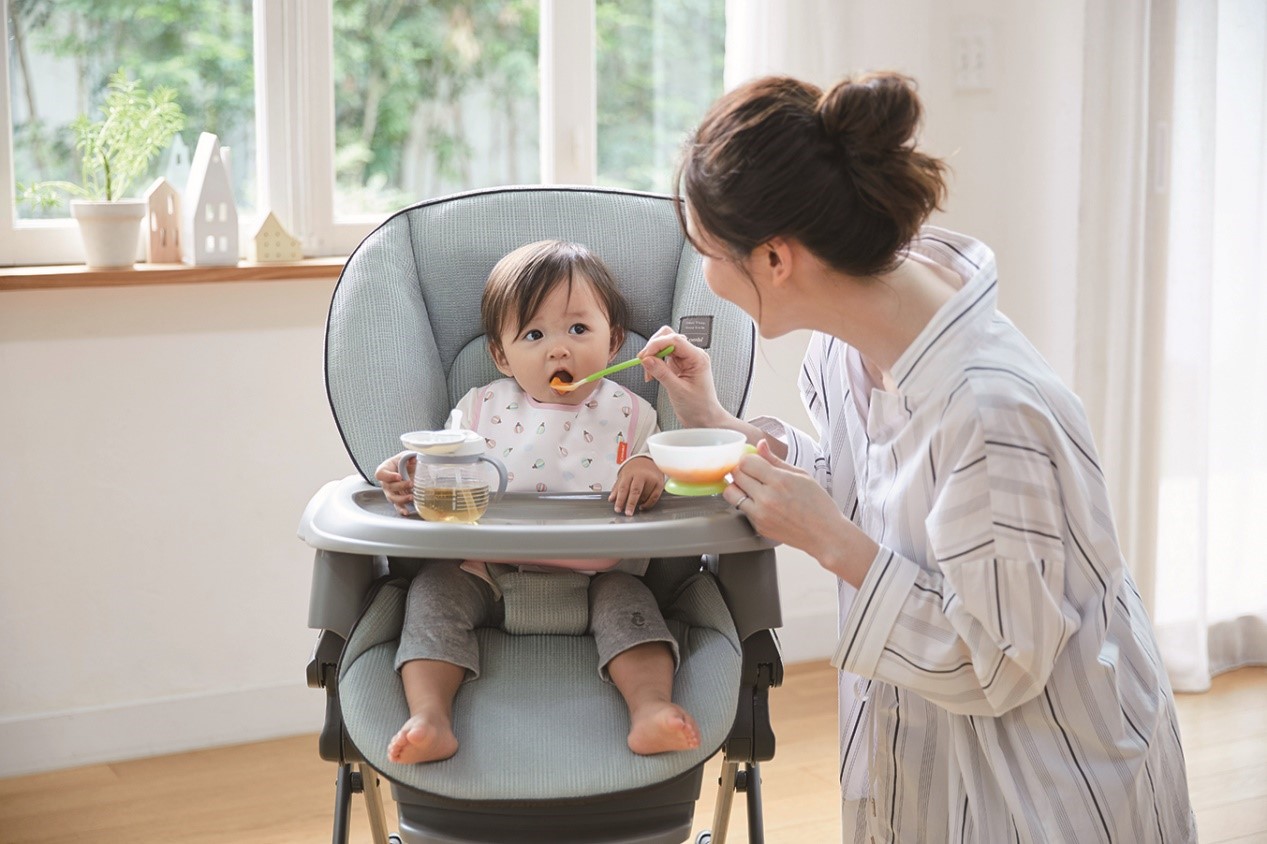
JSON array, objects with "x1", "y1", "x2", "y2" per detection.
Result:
[{"x1": 0, "y1": 257, "x2": 346, "y2": 292}]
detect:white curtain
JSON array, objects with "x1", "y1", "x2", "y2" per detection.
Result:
[
  {"x1": 723, "y1": 0, "x2": 841, "y2": 88},
  {"x1": 1077, "y1": 0, "x2": 1267, "y2": 692}
]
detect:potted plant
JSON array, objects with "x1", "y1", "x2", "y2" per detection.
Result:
[{"x1": 19, "y1": 70, "x2": 185, "y2": 269}]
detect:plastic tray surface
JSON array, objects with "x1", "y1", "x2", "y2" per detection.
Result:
[{"x1": 299, "y1": 476, "x2": 776, "y2": 560}]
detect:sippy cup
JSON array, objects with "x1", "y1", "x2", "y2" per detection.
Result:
[{"x1": 398, "y1": 429, "x2": 508, "y2": 523}]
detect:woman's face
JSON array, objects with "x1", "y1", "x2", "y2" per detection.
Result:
[{"x1": 687, "y1": 212, "x2": 764, "y2": 323}]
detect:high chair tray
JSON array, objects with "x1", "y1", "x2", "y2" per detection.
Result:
[{"x1": 299, "y1": 475, "x2": 776, "y2": 560}]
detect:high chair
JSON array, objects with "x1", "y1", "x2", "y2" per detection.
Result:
[{"x1": 299, "y1": 186, "x2": 784, "y2": 844}]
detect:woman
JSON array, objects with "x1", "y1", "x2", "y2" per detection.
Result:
[{"x1": 640, "y1": 72, "x2": 1196, "y2": 842}]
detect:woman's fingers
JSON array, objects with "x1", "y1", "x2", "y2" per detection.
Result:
[{"x1": 736, "y1": 443, "x2": 807, "y2": 486}]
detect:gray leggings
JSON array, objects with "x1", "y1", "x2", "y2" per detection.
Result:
[{"x1": 395, "y1": 560, "x2": 680, "y2": 682}]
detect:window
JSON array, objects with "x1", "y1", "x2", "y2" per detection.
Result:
[
  {"x1": 332, "y1": 1, "x2": 540, "y2": 216},
  {"x1": 0, "y1": 0, "x2": 726, "y2": 268},
  {"x1": 8, "y1": 0, "x2": 256, "y2": 220},
  {"x1": 595, "y1": 0, "x2": 724, "y2": 193}
]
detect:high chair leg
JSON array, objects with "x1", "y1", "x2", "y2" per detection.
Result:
[
  {"x1": 704, "y1": 761, "x2": 764, "y2": 844},
  {"x1": 333, "y1": 764, "x2": 353, "y2": 844},
  {"x1": 744, "y1": 762, "x2": 764, "y2": 843},
  {"x1": 709, "y1": 760, "x2": 738, "y2": 844},
  {"x1": 359, "y1": 762, "x2": 392, "y2": 844},
  {"x1": 331, "y1": 763, "x2": 392, "y2": 844}
]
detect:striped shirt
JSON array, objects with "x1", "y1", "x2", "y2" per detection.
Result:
[{"x1": 753, "y1": 228, "x2": 1197, "y2": 842}]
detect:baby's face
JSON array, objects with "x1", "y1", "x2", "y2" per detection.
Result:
[{"x1": 492, "y1": 278, "x2": 618, "y2": 405}]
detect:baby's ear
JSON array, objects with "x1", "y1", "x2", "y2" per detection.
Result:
[
  {"x1": 609, "y1": 326, "x2": 626, "y2": 360},
  {"x1": 489, "y1": 342, "x2": 514, "y2": 377}
]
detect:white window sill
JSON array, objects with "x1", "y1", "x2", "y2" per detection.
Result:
[{"x1": 0, "y1": 258, "x2": 346, "y2": 292}]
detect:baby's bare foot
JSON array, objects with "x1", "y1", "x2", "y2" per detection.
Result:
[
  {"x1": 627, "y1": 702, "x2": 701, "y2": 755},
  {"x1": 387, "y1": 714, "x2": 459, "y2": 764}
]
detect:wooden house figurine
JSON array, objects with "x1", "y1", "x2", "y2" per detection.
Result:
[
  {"x1": 249, "y1": 212, "x2": 302, "y2": 262},
  {"x1": 182, "y1": 132, "x2": 239, "y2": 266},
  {"x1": 144, "y1": 177, "x2": 182, "y2": 264}
]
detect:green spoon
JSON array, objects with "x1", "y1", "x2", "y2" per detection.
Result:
[{"x1": 550, "y1": 345, "x2": 674, "y2": 393}]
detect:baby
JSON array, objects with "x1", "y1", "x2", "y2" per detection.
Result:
[{"x1": 375, "y1": 239, "x2": 700, "y2": 764}]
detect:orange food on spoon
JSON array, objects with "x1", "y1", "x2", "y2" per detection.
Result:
[{"x1": 549, "y1": 345, "x2": 675, "y2": 395}]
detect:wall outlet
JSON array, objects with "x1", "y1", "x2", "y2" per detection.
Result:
[{"x1": 954, "y1": 21, "x2": 995, "y2": 92}]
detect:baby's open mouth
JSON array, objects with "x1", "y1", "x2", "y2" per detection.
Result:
[{"x1": 549, "y1": 369, "x2": 577, "y2": 394}]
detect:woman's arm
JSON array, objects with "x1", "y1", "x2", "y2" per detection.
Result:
[
  {"x1": 833, "y1": 403, "x2": 1083, "y2": 718},
  {"x1": 641, "y1": 327, "x2": 798, "y2": 459}
]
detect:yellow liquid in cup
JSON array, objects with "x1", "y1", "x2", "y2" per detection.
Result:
[{"x1": 414, "y1": 484, "x2": 490, "y2": 523}]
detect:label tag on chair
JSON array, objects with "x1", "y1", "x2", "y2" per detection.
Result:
[{"x1": 678, "y1": 315, "x2": 713, "y2": 348}]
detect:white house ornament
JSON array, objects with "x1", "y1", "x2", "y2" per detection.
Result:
[
  {"x1": 162, "y1": 135, "x2": 191, "y2": 195},
  {"x1": 182, "y1": 132, "x2": 239, "y2": 266}
]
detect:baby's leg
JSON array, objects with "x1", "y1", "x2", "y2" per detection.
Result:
[
  {"x1": 390, "y1": 659, "x2": 465, "y2": 764},
  {"x1": 389, "y1": 561, "x2": 498, "y2": 764},
  {"x1": 607, "y1": 641, "x2": 701, "y2": 755},
  {"x1": 590, "y1": 572, "x2": 699, "y2": 755}
]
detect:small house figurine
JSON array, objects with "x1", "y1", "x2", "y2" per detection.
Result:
[
  {"x1": 163, "y1": 135, "x2": 191, "y2": 194},
  {"x1": 182, "y1": 132, "x2": 238, "y2": 266},
  {"x1": 249, "y1": 211, "x2": 303, "y2": 262},
  {"x1": 144, "y1": 177, "x2": 182, "y2": 263}
]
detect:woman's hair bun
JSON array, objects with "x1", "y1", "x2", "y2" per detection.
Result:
[
  {"x1": 675, "y1": 69, "x2": 946, "y2": 278},
  {"x1": 816, "y1": 72, "x2": 924, "y2": 159}
]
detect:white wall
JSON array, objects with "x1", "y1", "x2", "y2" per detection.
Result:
[
  {"x1": 0, "y1": 280, "x2": 348, "y2": 775},
  {"x1": 726, "y1": 0, "x2": 1087, "y2": 670},
  {"x1": 0, "y1": 1, "x2": 1088, "y2": 775}
]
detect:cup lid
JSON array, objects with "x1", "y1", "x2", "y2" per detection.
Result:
[{"x1": 400, "y1": 429, "x2": 486, "y2": 456}]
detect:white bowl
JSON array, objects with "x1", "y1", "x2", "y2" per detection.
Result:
[{"x1": 647, "y1": 428, "x2": 753, "y2": 495}]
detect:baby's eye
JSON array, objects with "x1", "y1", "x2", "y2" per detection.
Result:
[
  {"x1": 522, "y1": 329, "x2": 543, "y2": 341},
  {"x1": 569, "y1": 323, "x2": 588, "y2": 335}
]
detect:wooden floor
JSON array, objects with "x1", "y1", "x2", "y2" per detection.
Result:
[{"x1": 1, "y1": 664, "x2": 1264, "y2": 844}]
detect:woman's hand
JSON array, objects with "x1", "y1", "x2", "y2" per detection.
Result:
[
  {"x1": 610, "y1": 455, "x2": 665, "y2": 516},
  {"x1": 375, "y1": 450, "x2": 416, "y2": 516},
  {"x1": 723, "y1": 440, "x2": 878, "y2": 587},
  {"x1": 638, "y1": 327, "x2": 729, "y2": 429}
]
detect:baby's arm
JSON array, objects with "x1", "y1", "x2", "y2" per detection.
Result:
[
  {"x1": 610, "y1": 455, "x2": 665, "y2": 516},
  {"x1": 375, "y1": 450, "x2": 415, "y2": 516}
]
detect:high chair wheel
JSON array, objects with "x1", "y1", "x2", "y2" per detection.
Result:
[
  {"x1": 388, "y1": 836, "x2": 402, "y2": 844},
  {"x1": 695, "y1": 832, "x2": 712, "y2": 844}
]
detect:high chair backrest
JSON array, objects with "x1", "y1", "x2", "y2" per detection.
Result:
[{"x1": 326, "y1": 186, "x2": 756, "y2": 481}]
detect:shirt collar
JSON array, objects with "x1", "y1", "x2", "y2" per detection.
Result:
[{"x1": 888, "y1": 227, "x2": 999, "y2": 402}]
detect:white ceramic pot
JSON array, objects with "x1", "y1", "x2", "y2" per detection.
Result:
[{"x1": 70, "y1": 199, "x2": 146, "y2": 269}]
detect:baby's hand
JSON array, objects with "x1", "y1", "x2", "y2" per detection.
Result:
[
  {"x1": 375, "y1": 450, "x2": 416, "y2": 516},
  {"x1": 610, "y1": 455, "x2": 665, "y2": 516}
]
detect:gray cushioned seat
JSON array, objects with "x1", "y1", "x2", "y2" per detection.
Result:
[{"x1": 338, "y1": 570, "x2": 741, "y2": 800}]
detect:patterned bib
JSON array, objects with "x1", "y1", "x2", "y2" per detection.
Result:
[{"x1": 463, "y1": 378, "x2": 653, "y2": 493}]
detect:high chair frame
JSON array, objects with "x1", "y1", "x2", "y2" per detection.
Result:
[{"x1": 299, "y1": 186, "x2": 785, "y2": 844}]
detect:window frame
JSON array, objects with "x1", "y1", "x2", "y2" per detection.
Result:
[{"x1": 0, "y1": 0, "x2": 608, "y2": 267}]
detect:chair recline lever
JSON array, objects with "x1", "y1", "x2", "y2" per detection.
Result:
[{"x1": 306, "y1": 629, "x2": 346, "y2": 689}]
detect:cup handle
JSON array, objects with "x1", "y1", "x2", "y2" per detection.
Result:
[
  {"x1": 480, "y1": 455, "x2": 509, "y2": 494},
  {"x1": 398, "y1": 452, "x2": 418, "y2": 483}
]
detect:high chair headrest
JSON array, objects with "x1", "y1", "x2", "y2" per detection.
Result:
[{"x1": 326, "y1": 186, "x2": 756, "y2": 482}]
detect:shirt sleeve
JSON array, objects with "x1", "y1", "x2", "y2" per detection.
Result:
[
  {"x1": 832, "y1": 392, "x2": 1082, "y2": 717},
  {"x1": 456, "y1": 386, "x2": 481, "y2": 430},
  {"x1": 749, "y1": 332, "x2": 840, "y2": 492}
]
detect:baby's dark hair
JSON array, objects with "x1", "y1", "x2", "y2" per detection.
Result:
[
  {"x1": 675, "y1": 72, "x2": 948, "y2": 278},
  {"x1": 482, "y1": 240, "x2": 629, "y2": 359}
]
